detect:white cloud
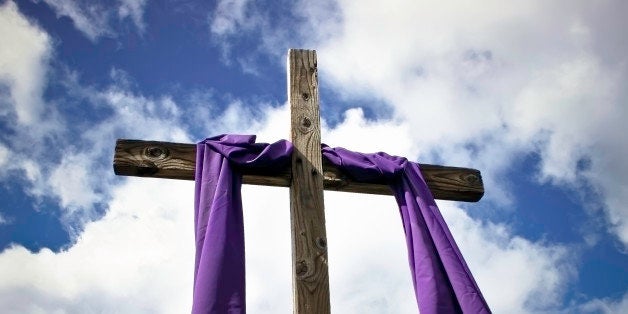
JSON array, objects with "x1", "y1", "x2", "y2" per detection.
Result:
[
  {"x1": 208, "y1": 0, "x2": 281, "y2": 65},
  {"x1": 0, "y1": 44, "x2": 191, "y2": 222},
  {"x1": 41, "y1": 0, "x2": 113, "y2": 41},
  {"x1": 97, "y1": 87, "x2": 190, "y2": 143},
  {"x1": 209, "y1": 0, "x2": 252, "y2": 37},
  {"x1": 441, "y1": 203, "x2": 573, "y2": 313},
  {"x1": 48, "y1": 153, "x2": 102, "y2": 214},
  {"x1": 577, "y1": 292, "x2": 628, "y2": 314},
  {"x1": 0, "y1": 213, "x2": 9, "y2": 225},
  {"x1": 0, "y1": 0, "x2": 67, "y2": 211},
  {"x1": 38, "y1": 82, "x2": 193, "y2": 222},
  {"x1": 118, "y1": 0, "x2": 147, "y2": 33},
  {"x1": 324, "y1": 194, "x2": 575, "y2": 313},
  {"x1": 0, "y1": 179, "x2": 196, "y2": 313},
  {"x1": 0, "y1": 144, "x2": 8, "y2": 170},
  {"x1": 0, "y1": 0, "x2": 51, "y2": 126},
  {"x1": 323, "y1": 107, "x2": 415, "y2": 157},
  {"x1": 41, "y1": 0, "x2": 147, "y2": 41},
  {"x1": 253, "y1": 102, "x2": 290, "y2": 142},
  {"x1": 207, "y1": 0, "x2": 299, "y2": 67}
]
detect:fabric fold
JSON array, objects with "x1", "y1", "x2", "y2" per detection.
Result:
[
  {"x1": 193, "y1": 135, "x2": 490, "y2": 314},
  {"x1": 193, "y1": 134, "x2": 292, "y2": 314},
  {"x1": 322, "y1": 145, "x2": 491, "y2": 314}
]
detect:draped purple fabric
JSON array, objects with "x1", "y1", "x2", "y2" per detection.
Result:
[
  {"x1": 193, "y1": 134, "x2": 490, "y2": 314},
  {"x1": 193, "y1": 135, "x2": 292, "y2": 313},
  {"x1": 322, "y1": 146, "x2": 491, "y2": 314}
]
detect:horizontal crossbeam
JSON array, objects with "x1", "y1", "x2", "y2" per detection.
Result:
[{"x1": 113, "y1": 139, "x2": 484, "y2": 202}]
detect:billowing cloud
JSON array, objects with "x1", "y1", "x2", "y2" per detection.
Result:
[
  {"x1": 48, "y1": 153, "x2": 102, "y2": 212},
  {"x1": 0, "y1": 179, "x2": 195, "y2": 313},
  {"x1": 0, "y1": 2, "x2": 185, "y2": 222},
  {"x1": 0, "y1": 0, "x2": 65, "y2": 210},
  {"x1": 40, "y1": 74, "x2": 192, "y2": 223},
  {"x1": 578, "y1": 292, "x2": 628, "y2": 314},
  {"x1": 0, "y1": 0, "x2": 51, "y2": 126},
  {"x1": 441, "y1": 203, "x2": 573, "y2": 313}
]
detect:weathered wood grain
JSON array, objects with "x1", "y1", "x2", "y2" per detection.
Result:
[
  {"x1": 288, "y1": 49, "x2": 330, "y2": 314},
  {"x1": 114, "y1": 139, "x2": 484, "y2": 202}
]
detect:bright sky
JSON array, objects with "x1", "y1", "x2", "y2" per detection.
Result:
[{"x1": 0, "y1": 0, "x2": 627, "y2": 313}]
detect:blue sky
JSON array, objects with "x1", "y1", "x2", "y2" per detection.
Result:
[{"x1": 0, "y1": 0, "x2": 627, "y2": 312}]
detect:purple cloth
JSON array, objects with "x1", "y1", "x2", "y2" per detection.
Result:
[
  {"x1": 193, "y1": 134, "x2": 490, "y2": 314},
  {"x1": 322, "y1": 146, "x2": 491, "y2": 314},
  {"x1": 193, "y1": 134, "x2": 292, "y2": 313}
]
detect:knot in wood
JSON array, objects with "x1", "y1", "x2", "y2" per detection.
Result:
[
  {"x1": 323, "y1": 171, "x2": 346, "y2": 189},
  {"x1": 464, "y1": 174, "x2": 479, "y2": 184},
  {"x1": 316, "y1": 237, "x2": 327, "y2": 250},
  {"x1": 296, "y1": 260, "x2": 309, "y2": 277},
  {"x1": 145, "y1": 146, "x2": 168, "y2": 160},
  {"x1": 297, "y1": 115, "x2": 314, "y2": 134},
  {"x1": 302, "y1": 117, "x2": 311, "y2": 128}
]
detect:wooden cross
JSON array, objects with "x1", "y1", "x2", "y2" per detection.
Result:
[{"x1": 113, "y1": 49, "x2": 484, "y2": 313}]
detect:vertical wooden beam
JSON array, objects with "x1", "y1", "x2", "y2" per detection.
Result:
[{"x1": 288, "y1": 49, "x2": 330, "y2": 314}]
